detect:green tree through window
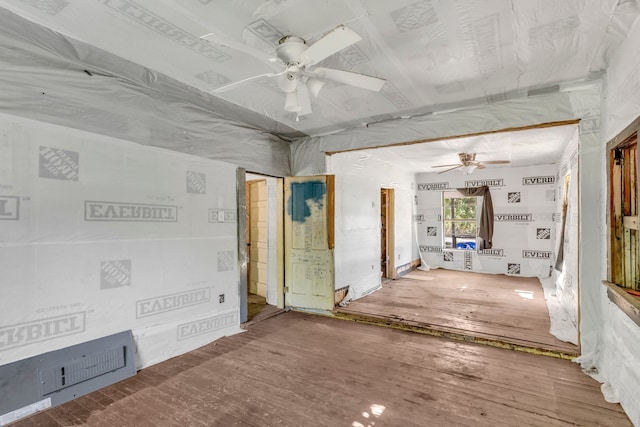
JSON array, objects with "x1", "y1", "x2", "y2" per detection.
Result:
[{"x1": 443, "y1": 191, "x2": 478, "y2": 249}]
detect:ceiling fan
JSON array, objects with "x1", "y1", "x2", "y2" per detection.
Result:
[
  {"x1": 432, "y1": 153, "x2": 511, "y2": 174},
  {"x1": 200, "y1": 25, "x2": 386, "y2": 116}
]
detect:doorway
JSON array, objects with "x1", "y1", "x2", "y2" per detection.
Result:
[
  {"x1": 328, "y1": 123, "x2": 581, "y2": 355},
  {"x1": 244, "y1": 175, "x2": 285, "y2": 323},
  {"x1": 246, "y1": 179, "x2": 268, "y2": 320},
  {"x1": 380, "y1": 188, "x2": 395, "y2": 279}
]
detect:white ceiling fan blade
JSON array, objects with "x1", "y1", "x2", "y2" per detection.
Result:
[
  {"x1": 296, "y1": 81, "x2": 312, "y2": 116},
  {"x1": 480, "y1": 160, "x2": 511, "y2": 165},
  {"x1": 212, "y1": 72, "x2": 283, "y2": 93},
  {"x1": 200, "y1": 32, "x2": 279, "y2": 64},
  {"x1": 438, "y1": 165, "x2": 463, "y2": 174},
  {"x1": 310, "y1": 67, "x2": 386, "y2": 92},
  {"x1": 299, "y1": 25, "x2": 361, "y2": 67}
]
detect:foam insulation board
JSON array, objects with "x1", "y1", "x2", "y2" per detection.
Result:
[
  {"x1": 415, "y1": 164, "x2": 558, "y2": 278},
  {"x1": 0, "y1": 113, "x2": 242, "y2": 370}
]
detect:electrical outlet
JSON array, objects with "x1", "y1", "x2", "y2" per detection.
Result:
[{"x1": 219, "y1": 294, "x2": 225, "y2": 303}]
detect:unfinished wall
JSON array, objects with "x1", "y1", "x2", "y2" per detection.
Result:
[
  {"x1": 0, "y1": 113, "x2": 241, "y2": 370},
  {"x1": 589, "y1": 11, "x2": 640, "y2": 427},
  {"x1": 415, "y1": 164, "x2": 557, "y2": 278},
  {"x1": 326, "y1": 152, "x2": 416, "y2": 301}
]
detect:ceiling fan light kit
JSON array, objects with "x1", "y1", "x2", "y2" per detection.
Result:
[
  {"x1": 277, "y1": 71, "x2": 298, "y2": 92},
  {"x1": 306, "y1": 78, "x2": 326, "y2": 97},
  {"x1": 460, "y1": 164, "x2": 478, "y2": 175},
  {"x1": 284, "y1": 92, "x2": 299, "y2": 112},
  {"x1": 432, "y1": 152, "x2": 511, "y2": 174}
]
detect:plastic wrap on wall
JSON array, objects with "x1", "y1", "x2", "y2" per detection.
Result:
[
  {"x1": 539, "y1": 276, "x2": 578, "y2": 344},
  {"x1": 586, "y1": 12, "x2": 640, "y2": 427},
  {"x1": 599, "y1": 299, "x2": 640, "y2": 427},
  {"x1": 0, "y1": 9, "x2": 296, "y2": 179},
  {"x1": 415, "y1": 164, "x2": 558, "y2": 278},
  {"x1": 574, "y1": 123, "x2": 610, "y2": 396},
  {"x1": 327, "y1": 153, "x2": 416, "y2": 301},
  {"x1": 532, "y1": 128, "x2": 581, "y2": 345},
  {"x1": 549, "y1": 129, "x2": 580, "y2": 342},
  {"x1": 0, "y1": 113, "x2": 242, "y2": 369},
  {"x1": 603, "y1": 4, "x2": 640, "y2": 142}
]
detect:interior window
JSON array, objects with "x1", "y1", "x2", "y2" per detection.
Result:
[
  {"x1": 443, "y1": 191, "x2": 478, "y2": 250},
  {"x1": 609, "y1": 131, "x2": 639, "y2": 291}
]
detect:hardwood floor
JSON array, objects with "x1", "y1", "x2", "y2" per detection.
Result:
[
  {"x1": 20, "y1": 311, "x2": 629, "y2": 426},
  {"x1": 336, "y1": 269, "x2": 579, "y2": 356}
]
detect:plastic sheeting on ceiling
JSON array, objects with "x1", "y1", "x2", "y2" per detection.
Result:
[
  {"x1": 0, "y1": 0, "x2": 625, "y2": 138},
  {"x1": 330, "y1": 124, "x2": 579, "y2": 174},
  {"x1": 0, "y1": 8, "x2": 299, "y2": 178}
]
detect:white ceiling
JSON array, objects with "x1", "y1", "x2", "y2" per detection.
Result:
[
  {"x1": 331, "y1": 123, "x2": 579, "y2": 173},
  {"x1": 0, "y1": 0, "x2": 627, "y2": 138}
]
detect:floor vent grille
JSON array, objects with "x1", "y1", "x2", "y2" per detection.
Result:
[{"x1": 40, "y1": 347, "x2": 126, "y2": 395}]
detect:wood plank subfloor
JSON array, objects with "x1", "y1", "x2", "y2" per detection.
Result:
[
  {"x1": 336, "y1": 269, "x2": 579, "y2": 356},
  {"x1": 247, "y1": 293, "x2": 268, "y2": 322},
  {"x1": 21, "y1": 312, "x2": 628, "y2": 426}
]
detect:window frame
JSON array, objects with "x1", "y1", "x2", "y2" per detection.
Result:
[
  {"x1": 442, "y1": 191, "x2": 480, "y2": 250},
  {"x1": 607, "y1": 118, "x2": 640, "y2": 291},
  {"x1": 605, "y1": 115, "x2": 640, "y2": 328}
]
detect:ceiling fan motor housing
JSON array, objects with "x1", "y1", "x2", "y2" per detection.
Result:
[
  {"x1": 276, "y1": 36, "x2": 306, "y2": 66},
  {"x1": 458, "y1": 152, "x2": 476, "y2": 165},
  {"x1": 276, "y1": 37, "x2": 307, "y2": 93}
]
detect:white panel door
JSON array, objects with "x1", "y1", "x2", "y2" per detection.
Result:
[{"x1": 284, "y1": 175, "x2": 334, "y2": 311}]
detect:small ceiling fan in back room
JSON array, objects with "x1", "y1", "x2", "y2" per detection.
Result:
[
  {"x1": 201, "y1": 24, "x2": 386, "y2": 117},
  {"x1": 432, "y1": 153, "x2": 511, "y2": 175}
]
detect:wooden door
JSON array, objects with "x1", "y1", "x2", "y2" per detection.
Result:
[
  {"x1": 380, "y1": 188, "x2": 395, "y2": 279},
  {"x1": 381, "y1": 189, "x2": 388, "y2": 277},
  {"x1": 284, "y1": 175, "x2": 334, "y2": 311},
  {"x1": 247, "y1": 179, "x2": 268, "y2": 297}
]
